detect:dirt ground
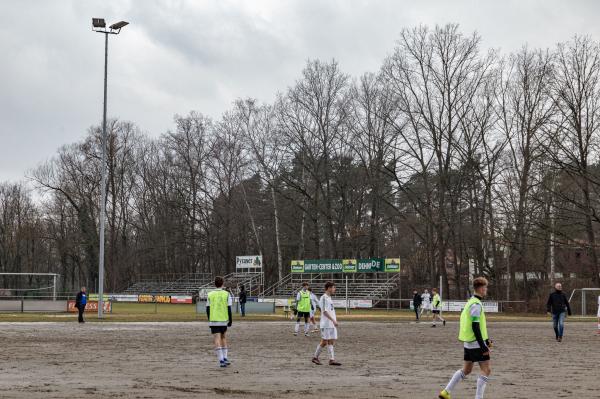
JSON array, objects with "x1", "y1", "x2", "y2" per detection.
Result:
[{"x1": 0, "y1": 320, "x2": 598, "y2": 398}]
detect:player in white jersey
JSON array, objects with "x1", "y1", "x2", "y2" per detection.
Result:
[
  {"x1": 420, "y1": 289, "x2": 432, "y2": 317},
  {"x1": 311, "y1": 281, "x2": 341, "y2": 366},
  {"x1": 597, "y1": 295, "x2": 600, "y2": 335},
  {"x1": 308, "y1": 287, "x2": 319, "y2": 333}
]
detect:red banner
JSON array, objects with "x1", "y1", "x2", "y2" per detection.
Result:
[
  {"x1": 171, "y1": 296, "x2": 193, "y2": 304},
  {"x1": 67, "y1": 300, "x2": 111, "y2": 313}
]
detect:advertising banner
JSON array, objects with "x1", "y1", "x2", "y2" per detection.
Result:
[
  {"x1": 330, "y1": 299, "x2": 374, "y2": 309},
  {"x1": 342, "y1": 259, "x2": 357, "y2": 273},
  {"x1": 138, "y1": 294, "x2": 172, "y2": 303},
  {"x1": 384, "y1": 258, "x2": 401, "y2": 272},
  {"x1": 410, "y1": 300, "x2": 499, "y2": 313},
  {"x1": 291, "y1": 258, "x2": 399, "y2": 273},
  {"x1": 67, "y1": 300, "x2": 111, "y2": 313},
  {"x1": 170, "y1": 296, "x2": 193, "y2": 304},
  {"x1": 236, "y1": 255, "x2": 262, "y2": 269},
  {"x1": 108, "y1": 294, "x2": 138, "y2": 302},
  {"x1": 88, "y1": 294, "x2": 110, "y2": 301}
]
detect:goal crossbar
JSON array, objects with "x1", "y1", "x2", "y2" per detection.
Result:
[{"x1": 0, "y1": 273, "x2": 60, "y2": 300}]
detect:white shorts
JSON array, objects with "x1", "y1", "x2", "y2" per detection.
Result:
[
  {"x1": 597, "y1": 307, "x2": 600, "y2": 318},
  {"x1": 310, "y1": 309, "x2": 315, "y2": 318},
  {"x1": 422, "y1": 303, "x2": 431, "y2": 310},
  {"x1": 321, "y1": 327, "x2": 338, "y2": 340}
]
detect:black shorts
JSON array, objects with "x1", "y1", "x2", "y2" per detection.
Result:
[
  {"x1": 432, "y1": 309, "x2": 440, "y2": 314},
  {"x1": 464, "y1": 347, "x2": 490, "y2": 363},
  {"x1": 210, "y1": 326, "x2": 228, "y2": 335},
  {"x1": 297, "y1": 311, "x2": 310, "y2": 318}
]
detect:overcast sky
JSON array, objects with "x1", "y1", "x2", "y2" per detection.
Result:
[{"x1": 1, "y1": 0, "x2": 599, "y2": 182}]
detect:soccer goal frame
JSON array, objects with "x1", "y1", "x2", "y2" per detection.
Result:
[
  {"x1": 0, "y1": 273, "x2": 60, "y2": 300},
  {"x1": 568, "y1": 288, "x2": 600, "y2": 316}
]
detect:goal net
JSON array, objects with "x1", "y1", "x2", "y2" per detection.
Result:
[
  {"x1": 0, "y1": 273, "x2": 60, "y2": 300},
  {"x1": 568, "y1": 288, "x2": 600, "y2": 316}
]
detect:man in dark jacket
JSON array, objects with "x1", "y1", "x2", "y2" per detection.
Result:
[
  {"x1": 239, "y1": 285, "x2": 247, "y2": 317},
  {"x1": 75, "y1": 287, "x2": 87, "y2": 323},
  {"x1": 546, "y1": 282, "x2": 572, "y2": 342},
  {"x1": 413, "y1": 290, "x2": 422, "y2": 321}
]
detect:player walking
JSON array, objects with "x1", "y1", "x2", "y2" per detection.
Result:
[
  {"x1": 308, "y1": 287, "x2": 319, "y2": 333},
  {"x1": 206, "y1": 276, "x2": 233, "y2": 368},
  {"x1": 412, "y1": 290, "x2": 422, "y2": 321},
  {"x1": 546, "y1": 282, "x2": 572, "y2": 342},
  {"x1": 439, "y1": 277, "x2": 492, "y2": 399},
  {"x1": 311, "y1": 281, "x2": 341, "y2": 366},
  {"x1": 294, "y1": 282, "x2": 311, "y2": 336},
  {"x1": 420, "y1": 289, "x2": 431, "y2": 317},
  {"x1": 431, "y1": 288, "x2": 446, "y2": 327}
]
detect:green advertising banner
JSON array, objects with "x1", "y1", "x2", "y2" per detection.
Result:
[{"x1": 291, "y1": 258, "x2": 399, "y2": 273}]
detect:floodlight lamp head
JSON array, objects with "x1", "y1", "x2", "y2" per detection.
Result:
[
  {"x1": 109, "y1": 21, "x2": 129, "y2": 30},
  {"x1": 92, "y1": 18, "x2": 106, "y2": 28}
]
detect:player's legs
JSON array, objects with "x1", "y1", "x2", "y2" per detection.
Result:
[
  {"x1": 212, "y1": 331, "x2": 225, "y2": 367},
  {"x1": 327, "y1": 338, "x2": 340, "y2": 365},
  {"x1": 303, "y1": 313, "x2": 310, "y2": 335},
  {"x1": 475, "y1": 360, "x2": 491, "y2": 399},
  {"x1": 312, "y1": 338, "x2": 327, "y2": 364},
  {"x1": 440, "y1": 362, "x2": 472, "y2": 398},
  {"x1": 294, "y1": 313, "x2": 302, "y2": 335},
  {"x1": 221, "y1": 332, "x2": 230, "y2": 365},
  {"x1": 414, "y1": 305, "x2": 420, "y2": 321}
]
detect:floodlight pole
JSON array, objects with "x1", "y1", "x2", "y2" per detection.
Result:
[
  {"x1": 93, "y1": 19, "x2": 128, "y2": 319},
  {"x1": 98, "y1": 31, "x2": 108, "y2": 319}
]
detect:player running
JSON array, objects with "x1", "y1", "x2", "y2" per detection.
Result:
[
  {"x1": 294, "y1": 282, "x2": 311, "y2": 336},
  {"x1": 439, "y1": 277, "x2": 492, "y2": 399},
  {"x1": 311, "y1": 281, "x2": 341, "y2": 366},
  {"x1": 206, "y1": 276, "x2": 233, "y2": 368},
  {"x1": 308, "y1": 287, "x2": 319, "y2": 333},
  {"x1": 431, "y1": 288, "x2": 446, "y2": 327},
  {"x1": 420, "y1": 289, "x2": 432, "y2": 317}
]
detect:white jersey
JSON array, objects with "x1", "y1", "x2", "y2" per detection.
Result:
[
  {"x1": 319, "y1": 293, "x2": 337, "y2": 328},
  {"x1": 421, "y1": 292, "x2": 431, "y2": 309},
  {"x1": 309, "y1": 292, "x2": 319, "y2": 316},
  {"x1": 310, "y1": 293, "x2": 319, "y2": 309}
]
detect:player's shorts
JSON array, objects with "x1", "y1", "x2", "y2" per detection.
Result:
[
  {"x1": 320, "y1": 327, "x2": 338, "y2": 340},
  {"x1": 597, "y1": 307, "x2": 600, "y2": 318},
  {"x1": 432, "y1": 309, "x2": 440, "y2": 314},
  {"x1": 297, "y1": 311, "x2": 310, "y2": 319},
  {"x1": 310, "y1": 309, "x2": 315, "y2": 318},
  {"x1": 422, "y1": 303, "x2": 431, "y2": 310},
  {"x1": 210, "y1": 326, "x2": 228, "y2": 334},
  {"x1": 464, "y1": 347, "x2": 490, "y2": 363}
]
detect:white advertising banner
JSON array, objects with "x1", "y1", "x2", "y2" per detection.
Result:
[
  {"x1": 236, "y1": 255, "x2": 263, "y2": 269},
  {"x1": 108, "y1": 294, "x2": 138, "y2": 302},
  {"x1": 411, "y1": 300, "x2": 499, "y2": 313}
]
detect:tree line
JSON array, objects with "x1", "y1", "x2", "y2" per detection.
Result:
[{"x1": 2, "y1": 24, "x2": 600, "y2": 306}]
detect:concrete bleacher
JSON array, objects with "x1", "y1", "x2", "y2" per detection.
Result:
[
  {"x1": 263, "y1": 273, "x2": 400, "y2": 300},
  {"x1": 123, "y1": 273, "x2": 213, "y2": 295}
]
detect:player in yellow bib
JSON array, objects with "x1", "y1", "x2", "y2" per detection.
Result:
[
  {"x1": 439, "y1": 277, "x2": 492, "y2": 399},
  {"x1": 206, "y1": 276, "x2": 233, "y2": 368},
  {"x1": 294, "y1": 282, "x2": 312, "y2": 336},
  {"x1": 431, "y1": 288, "x2": 446, "y2": 327}
]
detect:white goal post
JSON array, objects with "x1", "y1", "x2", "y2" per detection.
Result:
[
  {"x1": 0, "y1": 273, "x2": 60, "y2": 300},
  {"x1": 568, "y1": 288, "x2": 600, "y2": 316}
]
